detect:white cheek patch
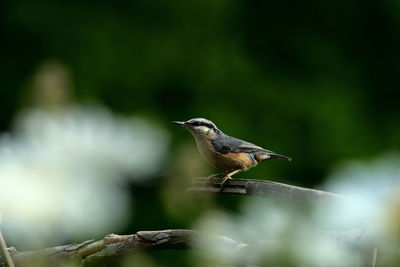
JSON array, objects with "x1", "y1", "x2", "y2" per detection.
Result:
[{"x1": 194, "y1": 126, "x2": 210, "y2": 134}]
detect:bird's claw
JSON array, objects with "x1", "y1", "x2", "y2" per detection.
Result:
[{"x1": 219, "y1": 175, "x2": 231, "y2": 191}]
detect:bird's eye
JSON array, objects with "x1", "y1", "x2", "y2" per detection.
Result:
[{"x1": 191, "y1": 122, "x2": 201, "y2": 126}]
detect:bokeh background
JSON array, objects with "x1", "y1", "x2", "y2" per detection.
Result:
[{"x1": 1, "y1": 0, "x2": 400, "y2": 266}]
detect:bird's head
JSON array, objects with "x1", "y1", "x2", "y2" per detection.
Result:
[{"x1": 173, "y1": 118, "x2": 220, "y2": 139}]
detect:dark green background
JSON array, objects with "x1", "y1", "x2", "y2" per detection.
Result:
[{"x1": 1, "y1": 0, "x2": 399, "y2": 265}]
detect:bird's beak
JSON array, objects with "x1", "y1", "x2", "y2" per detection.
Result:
[{"x1": 173, "y1": 121, "x2": 186, "y2": 127}]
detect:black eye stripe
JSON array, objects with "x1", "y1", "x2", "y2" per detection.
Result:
[{"x1": 190, "y1": 121, "x2": 213, "y2": 128}]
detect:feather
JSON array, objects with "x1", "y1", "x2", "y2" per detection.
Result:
[{"x1": 211, "y1": 133, "x2": 291, "y2": 161}]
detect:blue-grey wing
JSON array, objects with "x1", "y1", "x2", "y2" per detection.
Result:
[{"x1": 211, "y1": 134, "x2": 272, "y2": 154}]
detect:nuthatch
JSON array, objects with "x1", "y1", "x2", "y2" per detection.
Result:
[{"x1": 173, "y1": 118, "x2": 291, "y2": 184}]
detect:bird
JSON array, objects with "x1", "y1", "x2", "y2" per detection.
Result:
[{"x1": 173, "y1": 118, "x2": 291, "y2": 185}]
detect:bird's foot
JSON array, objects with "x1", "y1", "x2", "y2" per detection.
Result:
[
  {"x1": 220, "y1": 175, "x2": 231, "y2": 187},
  {"x1": 218, "y1": 169, "x2": 241, "y2": 191},
  {"x1": 204, "y1": 171, "x2": 230, "y2": 185},
  {"x1": 206, "y1": 172, "x2": 230, "y2": 179}
]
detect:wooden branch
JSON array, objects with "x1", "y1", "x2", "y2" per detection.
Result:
[
  {"x1": 5, "y1": 229, "x2": 246, "y2": 266},
  {"x1": 187, "y1": 177, "x2": 348, "y2": 206},
  {"x1": 2, "y1": 228, "x2": 369, "y2": 266}
]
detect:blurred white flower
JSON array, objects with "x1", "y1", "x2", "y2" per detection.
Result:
[
  {"x1": 318, "y1": 153, "x2": 400, "y2": 263},
  {"x1": 0, "y1": 106, "x2": 168, "y2": 247},
  {"x1": 197, "y1": 201, "x2": 356, "y2": 266},
  {"x1": 196, "y1": 153, "x2": 400, "y2": 266},
  {"x1": 318, "y1": 153, "x2": 400, "y2": 230}
]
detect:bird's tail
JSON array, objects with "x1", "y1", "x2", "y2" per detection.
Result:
[
  {"x1": 255, "y1": 152, "x2": 292, "y2": 162},
  {"x1": 269, "y1": 152, "x2": 292, "y2": 161}
]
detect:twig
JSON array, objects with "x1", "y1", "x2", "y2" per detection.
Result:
[
  {"x1": 358, "y1": 247, "x2": 378, "y2": 267},
  {"x1": 0, "y1": 215, "x2": 15, "y2": 267},
  {"x1": 187, "y1": 177, "x2": 348, "y2": 206}
]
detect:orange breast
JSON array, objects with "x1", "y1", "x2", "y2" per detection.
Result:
[
  {"x1": 214, "y1": 152, "x2": 257, "y2": 171},
  {"x1": 195, "y1": 137, "x2": 257, "y2": 171}
]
